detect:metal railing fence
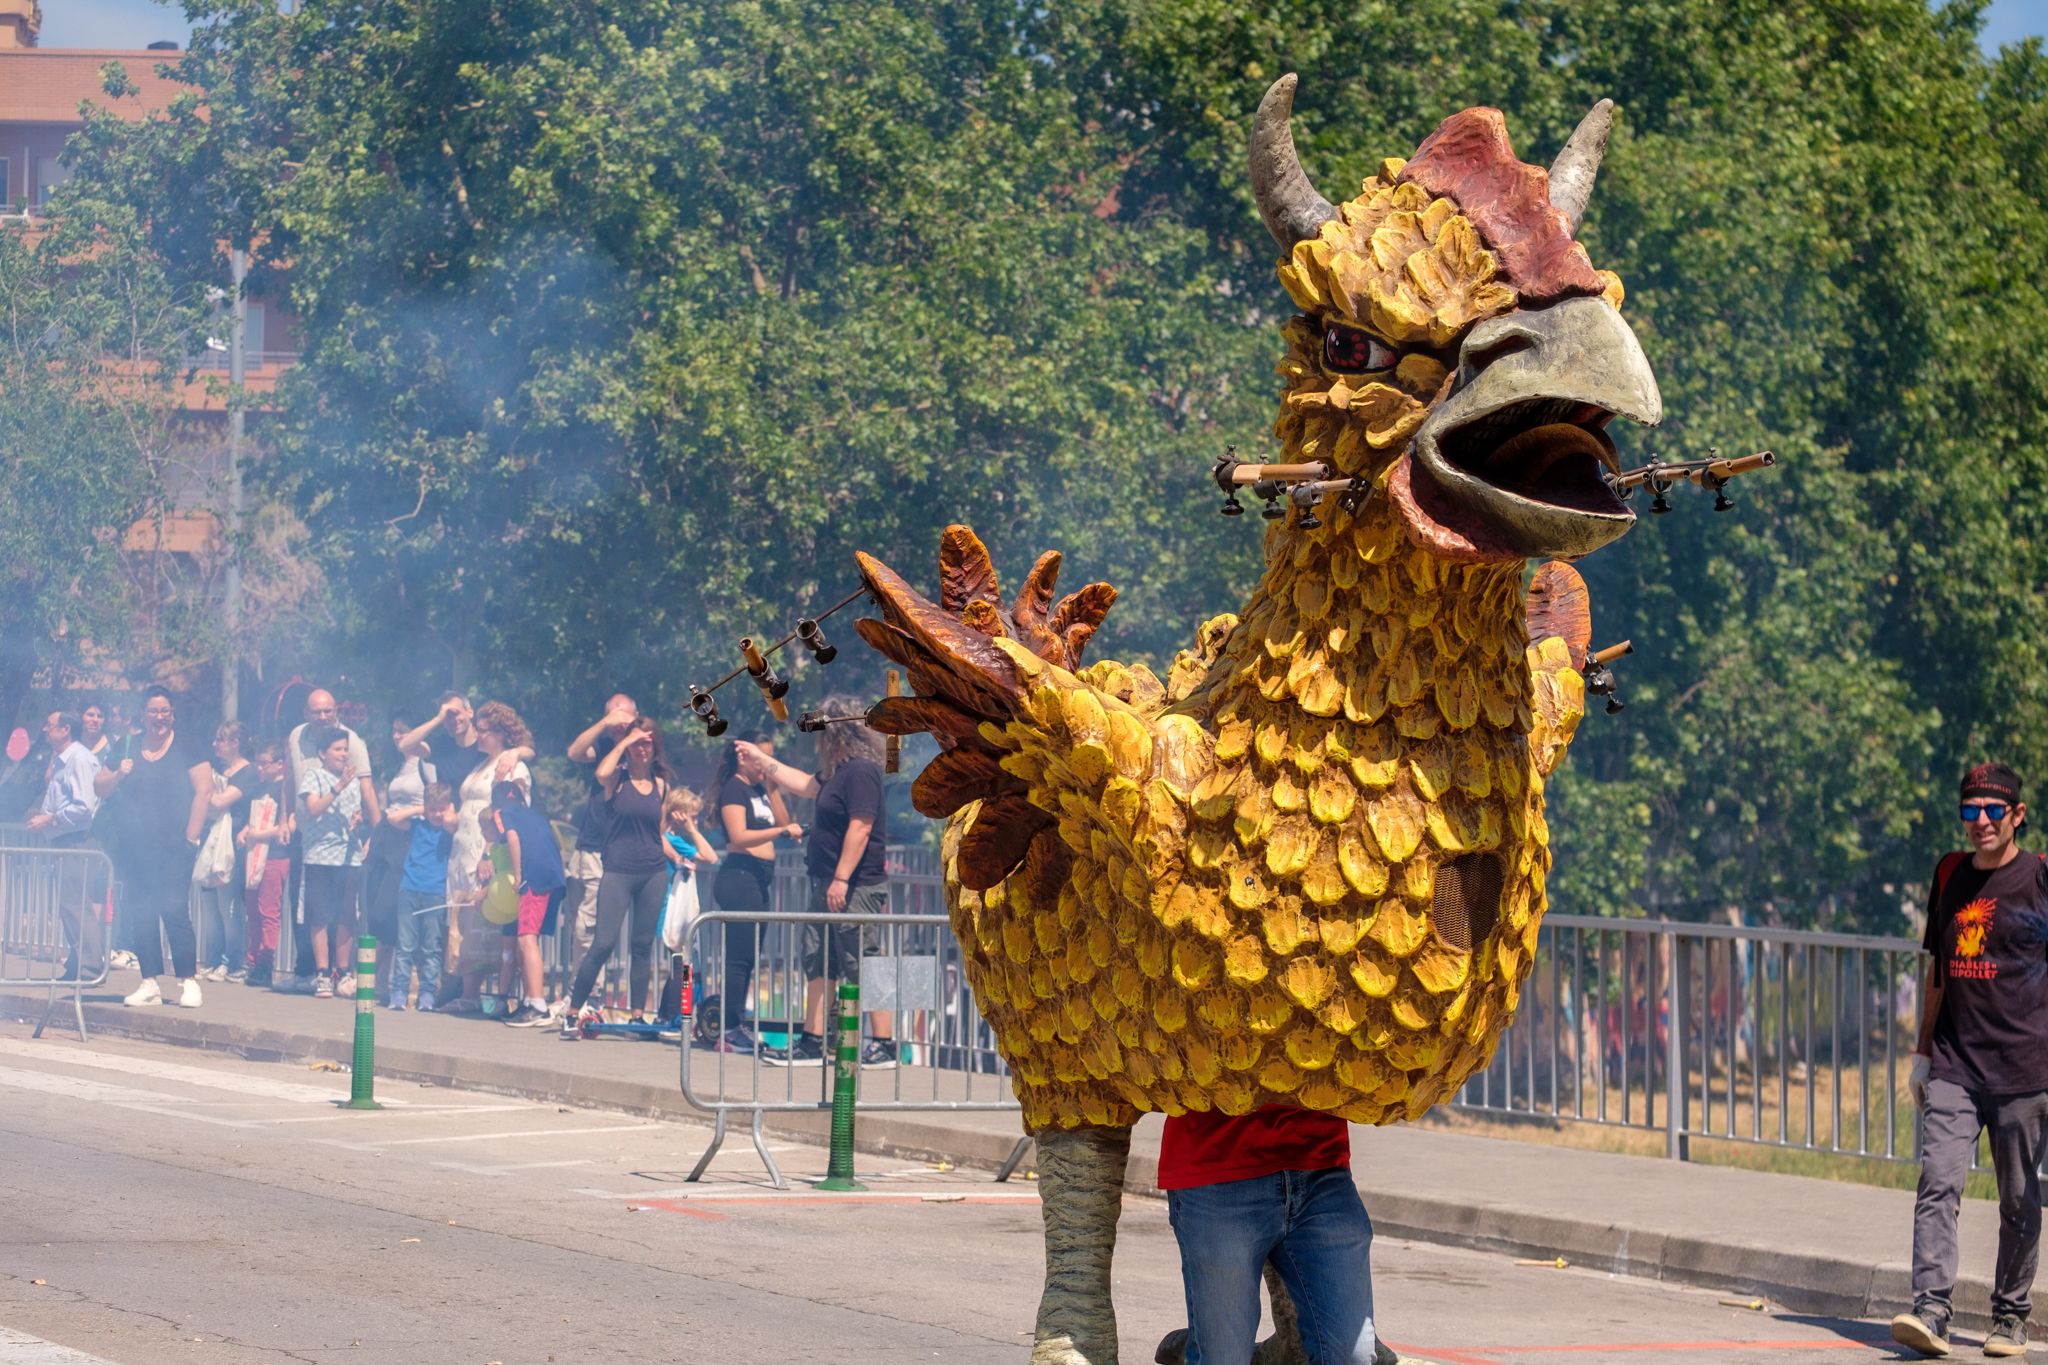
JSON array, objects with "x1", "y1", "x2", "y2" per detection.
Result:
[
  {"x1": 0, "y1": 840, "x2": 116, "y2": 1039},
  {"x1": 1451, "y1": 913, "x2": 1930, "y2": 1166},
  {"x1": 674, "y1": 904, "x2": 1024, "y2": 1188}
]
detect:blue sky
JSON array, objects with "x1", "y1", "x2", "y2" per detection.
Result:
[{"x1": 32, "y1": 0, "x2": 2048, "y2": 54}]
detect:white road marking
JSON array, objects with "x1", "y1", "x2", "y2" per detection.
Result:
[
  {"x1": 0, "y1": 1038, "x2": 350, "y2": 1105},
  {"x1": 0, "y1": 1066, "x2": 193, "y2": 1106},
  {"x1": 0, "y1": 1325, "x2": 123, "y2": 1364},
  {"x1": 430, "y1": 1158, "x2": 594, "y2": 1175},
  {"x1": 315, "y1": 1122, "x2": 664, "y2": 1150}
]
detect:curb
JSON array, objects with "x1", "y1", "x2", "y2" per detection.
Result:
[{"x1": 4, "y1": 990, "x2": 2018, "y2": 1334}]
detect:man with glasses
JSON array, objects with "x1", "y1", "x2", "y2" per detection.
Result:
[{"x1": 1894, "y1": 763, "x2": 2048, "y2": 1359}]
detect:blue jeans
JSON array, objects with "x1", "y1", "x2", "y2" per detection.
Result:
[
  {"x1": 196, "y1": 882, "x2": 245, "y2": 970},
  {"x1": 391, "y1": 886, "x2": 446, "y2": 1000},
  {"x1": 1167, "y1": 1166, "x2": 1376, "y2": 1365}
]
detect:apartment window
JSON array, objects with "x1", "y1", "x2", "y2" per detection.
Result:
[
  {"x1": 36, "y1": 158, "x2": 70, "y2": 208},
  {"x1": 0, "y1": 158, "x2": 10, "y2": 210}
]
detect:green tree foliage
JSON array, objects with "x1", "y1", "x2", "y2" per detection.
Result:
[
  {"x1": 72, "y1": 0, "x2": 2048, "y2": 927},
  {"x1": 0, "y1": 201, "x2": 192, "y2": 731}
]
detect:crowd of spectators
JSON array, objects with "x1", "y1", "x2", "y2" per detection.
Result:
[{"x1": 6, "y1": 683, "x2": 896, "y2": 1063}]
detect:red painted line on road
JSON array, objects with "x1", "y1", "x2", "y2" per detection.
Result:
[
  {"x1": 1443, "y1": 1340, "x2": 1881, "y2": 1356},
  {"x1": 1384, "y1": 1343, "x2": 1501, "y2": 1365},
  {"x1": 636, "y1": 1199, "x2": 728, "y2": 1221}
]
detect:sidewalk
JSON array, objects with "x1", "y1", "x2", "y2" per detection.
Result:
[{"x1": 2, "y1": 978, "x2": 2026, "y2": 1332}]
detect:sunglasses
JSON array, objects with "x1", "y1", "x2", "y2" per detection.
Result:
[{"x1": 1961, "y1": 802, "x2": 2012, "y2": 823}]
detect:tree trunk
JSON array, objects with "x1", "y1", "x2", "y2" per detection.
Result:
[{"x1": 1030, "y1": 1125, "x2": 1131, "y2": 1365}]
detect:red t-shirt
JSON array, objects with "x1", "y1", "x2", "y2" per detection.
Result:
[{"x1": 1156, "y1": 1106, "x2": 1354, "y2": 1190}]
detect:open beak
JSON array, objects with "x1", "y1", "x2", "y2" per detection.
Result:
[{"x1": 1394, "y1": 296, "x2": 1662, "y2": 561}]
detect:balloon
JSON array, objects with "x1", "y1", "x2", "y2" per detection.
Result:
[
  {"x1": 5, "y1": 727, "x2": 27, "y2": 763},
  {"x1": 481, "y1": 843, "x2": 519, "y2": 925}
]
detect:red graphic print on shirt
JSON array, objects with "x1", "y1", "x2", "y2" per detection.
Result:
[{"x1": 1952, "y1": 898, "x2": 1998, "y2": 979}]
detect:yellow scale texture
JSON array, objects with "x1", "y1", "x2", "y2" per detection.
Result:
[{"x1": 934, "y1": 161, "x2": 1597, "y2": 1133}]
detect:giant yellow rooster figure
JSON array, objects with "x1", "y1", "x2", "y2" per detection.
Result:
[{"x1": 856, "y1": 77, "x2": 1661, "y2": 1365}]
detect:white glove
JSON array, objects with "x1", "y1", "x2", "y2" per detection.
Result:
[{"x1": 1910, "y1": 1053, "x2": 1930, "y2": 1109}]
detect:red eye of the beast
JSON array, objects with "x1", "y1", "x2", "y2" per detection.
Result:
[{"x1": 1323, "y1": 322, "x2": 1396, "y2": 375}]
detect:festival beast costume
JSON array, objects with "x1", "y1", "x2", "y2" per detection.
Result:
[{"x1": 856, "y1": 78, "x2": 1669, "y2": 1364}]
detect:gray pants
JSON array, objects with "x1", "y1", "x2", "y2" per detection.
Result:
[
  {"x1": 1913, "y1": 1077, "x2": 2048, "y2": 1318},
  {"x1": 561, "y1": 849, "x2": 603, "y2": 960}
]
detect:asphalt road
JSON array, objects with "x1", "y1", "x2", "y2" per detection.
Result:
[{"x1": 0, "y1": 1019, "x2": 1911, "y2": 1364}]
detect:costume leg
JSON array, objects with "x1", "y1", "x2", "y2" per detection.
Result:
[{"x1": 1031, "y1": 1125, "x2": 1131, "y2": 1365}]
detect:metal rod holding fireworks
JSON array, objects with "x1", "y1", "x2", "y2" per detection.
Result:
[
  {"x1": 1610, "y1": 450, "x2": 1775, "y2": 513},
  {"x1": 1214, "y1": 446, "x2": 1335, "y2": 518},
  {"x1": 687, "y1": 586, "x2": 871, "y2": 736},
  {"x1": 1221, "y1": 461, "x2": 1333, "y2": 486},
  {"x1": 1585, "y1": 640, "x2": 1633, "y2": 715}
]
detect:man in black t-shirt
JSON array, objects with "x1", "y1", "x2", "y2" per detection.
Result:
[{"x1": 1893, "y1": 763, "x2": 2048, "y2": 1360}]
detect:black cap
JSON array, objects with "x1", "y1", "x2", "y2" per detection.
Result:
[{"x1": 1960, "y1": 762, "x2": 2023, "y2": 806}]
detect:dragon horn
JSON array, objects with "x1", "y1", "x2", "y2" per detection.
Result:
[
  {"x1": 1250, "y1": 74, "x2": 1337, "y2": 250},
  {"x1": 1548, "y1": 98, "x2": 1614, "y2": 235}
]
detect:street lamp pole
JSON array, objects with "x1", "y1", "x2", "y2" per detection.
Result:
[{"x1": 222, "y1": 244, "x2": 246, "y2": 722}]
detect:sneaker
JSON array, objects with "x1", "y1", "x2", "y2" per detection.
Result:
[
  {"x1": 711, "y1": 1027, "x2": 758, "y2": 1054},
  {"x1": 226, "y1": 968, "x2": 248, "y2": 984},
  {"x1": 1986, "y1": 1314, "x2": 2030, "y2": 1358},
  {"x1": 331, "y1": 971, "x2": 354, "y2": 999},
  {"x1": 313, "y1": 975, "x2": 334, "y2": 999},
  {"x1": 762, "y1": 1033, "x2": 825, "y2": 1066},
  {"x1": 176, "y1": 979, "x2": 203, "y2": 1009},
  {"x1": 202, "y1": 964, "x2": 229, "y2": 982},
  {"x1": 859, "y1": 1038, "x2": 898, "y2": 1070},
  {"x1": 109, "y1": 950, "x2": 138, "y2": 970},
  {"x1": 1890, "y1": 1307, "x2": 1952, "y2": 1358},
  {"x1": 123, "y1": 979, "x2": 162, "y2": 1007},
  {"x1": 504, "y1": 1005, "x2": 552, "y2": 1028},
  {"x1": 387, "y1": 993, "x2": 407, "y2": 1011},
  {"x1": 415, "y1": 992, "x2": 436, "y2": 1012}
]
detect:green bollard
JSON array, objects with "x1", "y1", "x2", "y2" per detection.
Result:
[
  {"x1": 346, "y1": 934, "x2": 381, "y2": 1111},
  {"x1": 814, "y1": 979, "x2": 865, "y2": 1191}
]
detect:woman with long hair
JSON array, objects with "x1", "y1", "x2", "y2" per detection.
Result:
[
  {"x1": 94, "y1": 685, "x2": 213, "y2": 1008},
  {"x1": 740, "y1": 696, "x2": 894, "y2": 1068},
  {"x1": 700, "y1": 733, "x2": 800, "y2": 1050},
  {"x1": 563, "y1": 717, "x2": 675, "y2": 1034},
  {"x1": 442, "y1": 700, "x2": 532, "y2": 1011}
]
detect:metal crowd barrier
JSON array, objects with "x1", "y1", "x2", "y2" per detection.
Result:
[
  {"x1": 1453, "y1": 913, "x2": 1934, "y2": 1167},
  {"x1": 0, "y1": 840, "x2": 116, "y2": 1038},
  {"x1": 675, "y1": 906, "x2": 1025, "y2": 1189}
]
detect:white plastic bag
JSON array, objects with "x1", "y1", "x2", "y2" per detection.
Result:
[
  {"x1": 193, "y1": 771, "x2": 235, "y2": 887},
  {"x1": 660, "y1": 869, "x2": 700, "y2": 954}
]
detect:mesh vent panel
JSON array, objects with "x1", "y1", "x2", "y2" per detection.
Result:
[{"x1": 1433, "y1": 853, "x2": 1504, "y2": 951}]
